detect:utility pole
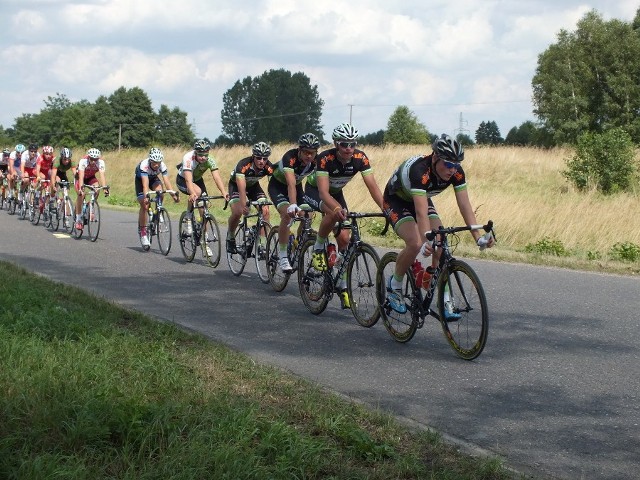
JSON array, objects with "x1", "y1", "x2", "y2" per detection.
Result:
[
  {"x1": 118, "y1": 124, "x2": 122, "y2": 152},
  {"x1": 348, "y1": 104, "x2": 353, "y2": 124}
]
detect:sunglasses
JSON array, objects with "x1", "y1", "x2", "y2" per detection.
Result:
[
  {"x1": 337, "y1": 142, "x2": 356, "y2": 149},
  {"x1": 254, "y1": 156, "x2": 268, "y2": 161},
  {"x1": 439, "y1": 158, "x2": 459, "y2": 169}
]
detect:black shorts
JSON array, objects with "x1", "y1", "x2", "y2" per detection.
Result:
[
  {"x1": 302, "y1": 183, "x2": 347, "y2": 213},
  {"x1": 135, "y1": 175, "x2": 162, "y2": 199},
  {"x1": 267, "y1": 177, "x2": 304, "y2": 210},
  {"x1": 383, "y1": 184, "x2": 439, "y2": 230},
  {"x1": 228, "y1": 180, "x2": 266, "y2": 204},
  {"x1": 176, "y1": 175, "x2": 207, "y2": 196}
]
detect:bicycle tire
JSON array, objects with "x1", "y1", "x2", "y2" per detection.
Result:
[
  {"x1": 297, "y1": 237, "x2": 330, "y2": 315},
  {"x1": 32, "y1": 195, "x2": 42, "y2": 225},
  {"x1": 254, "y1": 221, "x2": 271, "y2": 283},
  {"x1": 42, "y1": 201, "x2": 52, "y2": 229},
  {"x1": 178, "y1": 211, "x2": 196, "y2": 262},
  {"x1": 437, "y1": 259, "x2": 489, "y2": 360},
  {"x1": 201, "y1": 216, "x2": 221, "y2": 267},
  {"x1": 62, "y1": 198, "x2": 73, "y2": 233},
  {"x1": 227, "y1": 224, "x2": 248, "y2": 276},
  {"x1": 347, "y1": 243, "x2": 381, "y2": 328},
  {"x1": 376, "y1": 252, "x2": 419, "y2": 343},
  {"x1": 266, "y1": 228, "x2": 290, "y2": 292},
  {"x1": 8, "y1": 196, "x2": 16, "y2": 215},
  {"x1": 87, "y1": 201, "x2": 101, "y2": 242},
  {"x1": 156, "y1": 209, "x2": 172, "y2": 256}
]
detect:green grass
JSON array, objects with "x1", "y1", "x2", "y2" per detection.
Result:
[{"x1": 0, "y1": 261, "x2": 520, "y2": 479}]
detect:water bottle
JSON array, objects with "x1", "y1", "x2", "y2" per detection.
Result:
[
  {"x1": 412, "y1": 259, "x2": 424, "y2": 289},
  {"x1": 327, "y1": 243, "x2": 337, "y2": 267}
]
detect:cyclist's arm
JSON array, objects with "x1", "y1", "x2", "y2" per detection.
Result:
[
  {"x1": 161, "y1": 173, "x2": 179, "y2": 201},
  {"x1": 140, "y1": 174, "x2": 150, "y2": 199},
  {"x1": 412, "y1": 194, "x2": 431, "y2": 241},
  {"x1": 362, "y1": 173, "x2": 384, "y2": 210},
  {"x1": 284, "y1": 170, "x2": 298, "y2": 207},
  {"x1": 49, "y1": 168, "x2": 57, "y2": 195},
  {"x1": 209, "y1": 169, "x2": 228, "y2": 199}
]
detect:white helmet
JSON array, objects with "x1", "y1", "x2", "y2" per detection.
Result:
[
  {"x1": 87, "y1": 148, "x2": 101, "y2": 159},
  {"x1": 332, "y1": 122, "x2": 359, "y2": 141},
  {"x1": 148, "y1": 147, "x2": 164, "y2": 162}
]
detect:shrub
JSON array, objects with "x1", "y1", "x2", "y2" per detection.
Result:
[
  {"x1": 524, "y1": 237, "x2": 569, "y2": 256},
  {"x1": 563, "y1": 128, "x2": 636, "y2": 194},
  {"x1": 609, "y1": 242, "x2": 640, "y2": 262}
]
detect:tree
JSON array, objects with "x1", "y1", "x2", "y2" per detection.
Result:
[
  {"x1": 383, "y1": 106, "x2": 430, "y2": 144},
  {"x1": 108, "y1": 87, "x2": 156, "y2": 148},
  {"x1": 532, "y1": 10, "x2": 640, "y2": 144},
  {"x1": 219, "y1": 69, "x2": 324, "y2": 145},
  {"x1": 86, "y1": 96, "x2": 118, "y2": 149},
  {"x1": 475, "y1": 121, "x2": 503, "y2": 145},
  {"x1": 359, "y1": 129, "x2": 385, "y2": 146},
  {"x1": 455, "y1": 133, "x2": 474, "y2": 146},
  {"x1": 155, "y1": 105, "x2": 194, "y2": 146}
]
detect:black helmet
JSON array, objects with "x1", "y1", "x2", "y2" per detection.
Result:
[
  {"x1": 28, "y1": 143, "x2": 39, "y2": 152},
  {"x1": 194, "y1": 139, "x2": 210, "y2": 154},
  {"x1": 298, "y1": 133, "x2": 320, "y2": 149},
  {"x1": 432, "y1": 134, "x2": 464, "y2": 162}
]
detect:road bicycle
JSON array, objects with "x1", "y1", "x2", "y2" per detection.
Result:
[
  {"x1": 31, "y1": 178, "x2": 51, "y2": 226},
  {"x1": 139, "y1": 189, "x2": 176, "y2": 255},
  {"x1": 178, "y1": 194, "x2": 225, "y2": 267},
  {"x1": 18, "y1": 177, "x2": 36, "y2": 220},
  {"x1": 5, "y1": 176, "x2": 20, "y2": 215},
  {"x1": 47, "y1": 180, "x2": 74, "y2": 232},
  {"x1": 297, "y1": 211, "x2": 386, "y2": 327},
  {"x1": 375, "y1": 221, "x2": 495, "y2": 360},
  {"x1": 73, "y1": 184, "x2": 109, "y2": 242},
  {"x1": 0, "y1": 172, "x2": 8, "y2": 210},
  {"x1": 265, "y1": 204, "x2": 316, "y2": 292},
  {"x1": 226, "y1": 199, "x2": 272, "y2": 281}
]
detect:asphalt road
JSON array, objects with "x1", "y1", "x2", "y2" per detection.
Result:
[{"x1": 1, "y1": 207, "x2": 639, "y2": 480}]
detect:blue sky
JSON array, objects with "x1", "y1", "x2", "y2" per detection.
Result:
[{"x1": 1, "y1": 0, "x2": 637, "y2": 141}]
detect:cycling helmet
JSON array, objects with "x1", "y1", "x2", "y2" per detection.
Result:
[
  {"x1": 87, "y1": 148, "x2": 101, "y2": 159},
  {"x1": 298, "y1": 133, "x2": 320, "y2": 149},
  {"x1": 60, "y1": 147, "x2": 72, "y2": 158},
  {"x1": 2, "y1": 148, "x2": 10, "y2": 156},
  {"x1": 148, "y1": 147, "x2": 164, "y2": 162},
  {"x1": 331, "y1": 122, "x2": 359, "y2": 141},
  {"x1": 42, "y1": 145, "x2": 54, "y2": 154},
  {"x1": 15, "y1": 144, "x2": 26, "y2": 153},
  {"x1": 432, "y1": 134, "x2": 464, "y2": 162},
  {"x1": 28, "y1": 143, "x2": 39, "y2": 152},
  {"x1": 194, "y1": 139, "x2": 210, "y2": 153},
  {"x1": 252, "y1": 141, "x2": 271, "y2": 157}
]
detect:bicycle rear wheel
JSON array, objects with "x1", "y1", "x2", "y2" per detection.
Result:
[
  {"x1": 376, "y1": 252, "x2": 419, "y2": 343},
  {"x1": 254, "y1": 221, "x2": 271, "y2": 283},
  {"x1": 178, "y1": 211, "x2": 196, "y2": 262},
  {"x1": 87, "y1": 201, "x2": 101, "y2": 242},
  {"x1": 347, "y1": 243, "x2": 381, "y2": 328},
  {"x1": 201, "y1": 216, "x2": 221, "y2": 267},
  {"x1": 156, "y1": 209, "x2": 172, "y2": 256},
  {"x1": 266, "y1": 228, "x2": 289, "y2": 292},
  {"x1": 297, "y1": 238, "x2": 330, "y2": 315},
  {"x1": 227, "y1": 224, "x2": 248, "y2": 276},
  {"x1": 437, "y1": 259, "x2": 488, "y2": 360}
]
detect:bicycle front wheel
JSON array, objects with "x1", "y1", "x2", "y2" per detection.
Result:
[
  {"x1": 266, "y1": 228, "x2": 289, "y2": 292},
  {"x1": 297, "y1": 238, "x2": 330, "y2": 315},
  {"x1": 87, "y1": 201, "x2": 101, "y2": 242},
  {"x1": 62, "y1": 198, "x2": 74, "y2": 233},
  {"x1": 227, "y1": 224, "x2": 247, "y2": 276},
  {"x1": 347, "y1": 243, "x2": 381, "y2": 328},
  {"x1": 156, "y1": 209, "x2": 172, "y2": 256},
  {"x1": 437, "y1": 259, "x2": 488, "y2": 360},
  {"x1": 178, "y1": 211, "x2": 196, "y2": 262},
  {"x1": 201, "y1": 216, "x2": 221, "y2": 267},
  {"x1": 254, "y1": 221, "x2": 271, "y2": 283},
  {"x1": 376, "y1": 252, "x2": 419, "y2": 343}
]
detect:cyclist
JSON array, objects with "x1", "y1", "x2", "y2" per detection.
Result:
[
  {"x1": 267, "y1": 133, "x2": 319, "y2": 272},
  {"x1": 383, "y1": 133, "x2": 495, "y2": 314},
  {"x1": 75, "y1": 147, "x2": 109, "y2": 232},
  {"x1": 8, "y1": 144, "x2": 25, "y2": 201},
  {"x1": 35, "y1": 145, "x2": 55, "y2": 211},
  {"x1": 176, "y1": 139, "x2": 228, "y2": 240},
  {"x1": 49, "y1": 147, "x2": 76, "y2": 199},
  {"x1": 303, "y1": 122, "x2": 384, "y2": 309},
  {"x1": 20, "y1": 143, "x2": 40, "y2": 197},
  {"x1": 226, "y1": 142, "x2": 275, "y2": 255},
  {"x1": 0, "y1": 148, "x2": 10, "y2": 203},
  {"x1": 135, "y1": 147, "x2": 179, "y2": 248}
]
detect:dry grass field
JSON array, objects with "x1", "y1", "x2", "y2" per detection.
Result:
[{"x1": 105, "y1": 144, "x2": 640, "y2": 274}]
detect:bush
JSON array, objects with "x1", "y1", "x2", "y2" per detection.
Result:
[
  {"x1": 563, "y1": 128, "x2": 636, "y2": 194},
  {"x1": 524, "y1": 237, "x2": 569, "y2": 256},
  {"x1": 609, "y1": 242, "x2": 640, "y2": 262}
]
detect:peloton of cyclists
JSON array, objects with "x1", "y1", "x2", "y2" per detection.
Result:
[{"x1": 75, "y1": 148, "x2": 109, "y2": 232}]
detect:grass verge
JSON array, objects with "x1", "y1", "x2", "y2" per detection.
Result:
[{"x1": 0, "y1": 261, "x2": 521, "y2": 479}]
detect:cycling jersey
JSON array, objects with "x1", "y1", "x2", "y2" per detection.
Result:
[
  {"x1": 77, "y1": 156, "x2": 106, "y2": 179},
  {"x1": 306, "y1": 147, "x2": 374, "y2": 194},
  {"x1": 271, "y1": 148, "x2": 315, "y2": 186},
  {"x1": 135, "y1": 158, "x2": 169, "y2": 179},
  {"x1": 20, "y1": 151, "x2": 38, "y2": 169},
  {"x1": 229, "y1": 156, "x2": 274, "y2": 187},
  {"x1": 9, "y1": 152, "x2": 21, "y2": 170},
  {"x1": 385, "y1": 153, "x2": 467, "y2": 201},
  {"x1": 0, "y1": 154, "x2": 9, "y2": 167},
  {"x1": 52, "y1": 156, "x2": 75, "y2": 173},
  {"x1": 177, "y1": 150, "x2": 219, "y2": 182},
  {"x1": 37, "y1": 154, "x2": 54, "y2": 176}
]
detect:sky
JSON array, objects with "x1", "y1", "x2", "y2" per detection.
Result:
[{"x1": 1, "y1": 0, "x2": 638, "y2": 142}]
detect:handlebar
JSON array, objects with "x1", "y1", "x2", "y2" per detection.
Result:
[
  {"x1": 335, "y1": 211, "x2": 390, "y2": 236},
  {"x1": 425, "y1": 220, "x2": 495, "y2": 242},
  {"x1": 82, "y1": 184, "x2": 109, "y2": 192}
]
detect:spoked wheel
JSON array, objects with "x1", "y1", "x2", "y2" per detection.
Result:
[
  {"x1": 28, "y1": 196, "x2": 36, "y2": 223},
  {"x1": 19, "y1": 196, "x2": 28, "y2": 219},
  {"x1": 156, "y1": 209, "x2": 172, "y2": 256},
  {"x1": 227, "y1": 224, "x2": 248, "y2": 276},
  {"x1": 254, "y1": 222, "x2": 272, "y2": 283},
  {"x1": 178, "y1": 211, "x2": 196, "y2": 262},
  {"x1": 376, "y1": 252, "x2": 419, "y2": 343},
  {"x1": 266, "y1": 228, "x2": 290, "y2": 292},
  {"x1": 297, "y1": 238, "x2": 330, "y2": 315},
  {"x1": 437, "y1": 260, "x2": 489, "y2": 361},
  {"x1": 87, "y1": 201, "x2": 101, "y2": 242},
  {"x1": 32, "y1": 196, "x2": 42, "y2": 226},
  {"x1": 201, "y1": 216, "x2": 221, "y2": 267},
  {"x1": 347, "y1": 243, "x2": 381, "y2": 328},
  {"x1": 61, "y1": 198, "x2": 74, "y2": 233},
  {"x1": 45, "y1": 201, "x2": 56, "y2": 230},
  {"x1": 8, "y1": 196, "x2": 16, "y2": 215}
]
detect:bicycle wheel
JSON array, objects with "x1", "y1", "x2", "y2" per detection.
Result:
[
  {"x1": 19, "y1": 195, "x2": 28, "y2": 219},
  {"x1": 297, "y1": 237, "x2": 330, "y2": 315},
  {"x1": 28, "y1": 195, "x2": 36, "y2": 223},
  {"x1": 347, "y1": 243, "x2": 381, "y2": 328},
  {"x1": 62, "y1": 198, "x2": 74, "y2": 233},
  {"x1": 156, "y1": 209, "x2": 172, "y2": 256},
  {"x1": 201, "y1": 216, "x2": 221, "y2": 267},
  {"x1": 376, "y1": 252, "x2": 419, "y2": 343},
  {"x1": 178, "y1": 211, "x2": 196, "y2": 262},
  {"x1": 8, "y1": 196, "x2": 16, "y2": 215},
  {"x1": 87, "y1": 201, "x2": 101, "y2": 242},
  {"x1": 227, "y1": 224, "x2": 248, "y2": 276},
  {"x1": 32, "y1": 195, "x2": 42, "y2": 225},
  {"x1": 266, "y1": 228, "x2": 290, "y2": 292},
  {"x1": 254, "y1": 221, "x2": 271, "y2": 283},
  {"x1": 437, "y1": 259, "x2": 489, "y2": 360}
]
